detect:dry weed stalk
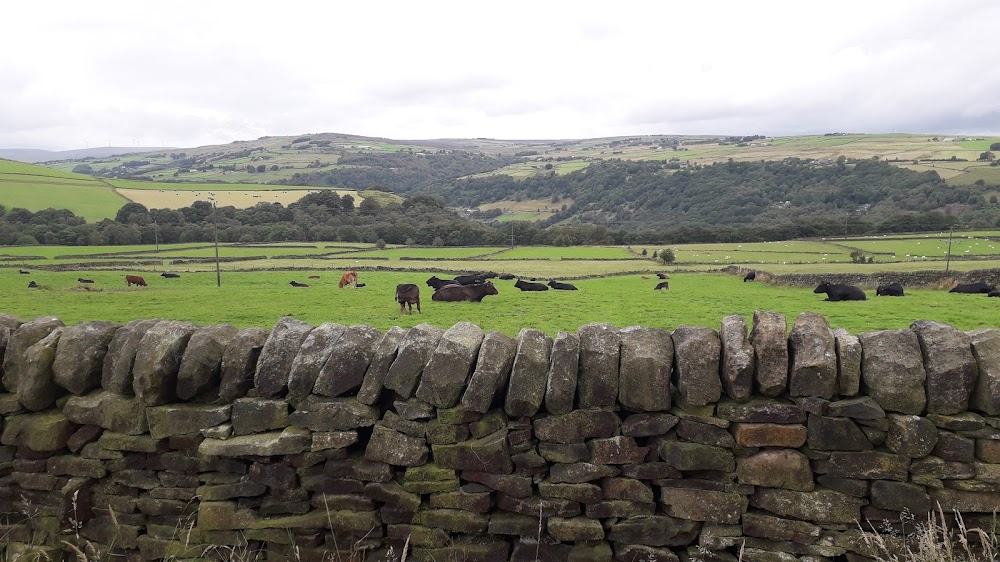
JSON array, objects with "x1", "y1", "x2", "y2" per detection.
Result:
[{"x1": 861, "y1": 505, "x2": 999, "y2": 562}]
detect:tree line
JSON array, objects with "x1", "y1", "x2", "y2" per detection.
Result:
[
  {"x1": 422, "y1": 158, "x2": 998, "y2": 231},
  {"x1": 2, "y1": 156, "x2": 996, "y2": 248}
]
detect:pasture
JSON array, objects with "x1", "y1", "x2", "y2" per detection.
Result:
[
  {"x1": 3, "y1": 267, "x2": 996, "y2": 337},
  {"x1": 2, "y1": 236, "x2": 999, "y2": 336},
  {"x1": 0, "y1": 160, "x2": 128, "y2": 221},
  {"x1": 116, "y1": 187, "x2": 328, "y2": 210}
]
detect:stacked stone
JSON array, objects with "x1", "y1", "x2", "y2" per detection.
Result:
[{"x1": 4, "y1": 312, "x2": 1000, "y2": 562}]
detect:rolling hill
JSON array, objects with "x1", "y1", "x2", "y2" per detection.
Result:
[{"x1": 10, "y1": 132, "x2": 1000, "y2": 232}]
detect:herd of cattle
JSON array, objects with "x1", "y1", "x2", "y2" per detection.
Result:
[
  {"x1": 812, "y1": 280, "x2": 999, "y2": 301},
  {"x1": 17, "y1": 265, "x2": 1000, "y2": 312},
  {"x1": 390, "y1": 271, "x2": 597, "y2": 314}
]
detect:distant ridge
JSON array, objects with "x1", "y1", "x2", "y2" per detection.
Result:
[{"x1": 0, "y1": 146, "x2": 174, "y2": 163}]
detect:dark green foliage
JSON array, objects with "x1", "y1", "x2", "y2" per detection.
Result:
[
  {"x1": 282, "y1": 151, "x2": 518, "y2": 192},
  {"x1": 427, "y1": 158, "x2": 991, "y2": 236}
]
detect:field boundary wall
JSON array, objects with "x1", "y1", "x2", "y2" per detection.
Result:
[
  {"x1": 3, "y1": 311, "x2": 1000, "y2": 561},
  {"x1": 729, "y1": 265, "x2": 1000, "y2": 290}
]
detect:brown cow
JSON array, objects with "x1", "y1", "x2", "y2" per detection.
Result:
[
  {"x1": 395, "y1": 284, "x2": 421, "y2": 314},
  {"x1": 431, "y1": 282, "x2": 498, "y2": 302},
  {"x1": 126, "y1": 275, "x2": 147, "y2": 287},
  {"x1": 339, "y1": 271, "x2": 358, "y2": 288}
]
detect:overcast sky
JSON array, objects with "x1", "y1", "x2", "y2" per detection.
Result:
[{"x1": 3, "y1": 0, "x2": 999, "y2": 150}]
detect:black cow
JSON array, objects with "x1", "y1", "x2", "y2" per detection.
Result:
[
  {"x1": 950, "y1": 282, "x2": 995, "y2": 294},
  {"x1": 18, "y1": 270, "x2": 29, "y2": 275},
  {"x1": 395, "y1": 284, "x2": 421, "y2": 314},
  {"x1": 654, "y1": 282, "x2": 669, "y2": 290},
  {"x1": 814, "y1": 281, "x2": 866, "y2": 301},
  {"x1": 515, "y1": 279, "x2": 548, "y2": 291},
  {"x1": 431, "y1": 282, "x2": 499, "y2": 302},
  {"x1": 77, "y1": 278, "x2": 95, "y2": 284},
  {"x1": 455, "y1": 273, "x2": 488, "y2": 285},
  {"x1": 161, "y1": 272, "x2": 181, "y2": 278},
  {"x1": 657, "y1": 273, "x2": 670, "y2": 280},
  {"x1": 547, "y1": 280, "x2": 577, "y2": 291},
  {"x1": 356, "y1": 283, "x2": 366, "y2": 288},
  {"x1": 426, "y1": 276, "x2": 458, "y2": 290},
  {"x1": 744, "y1": 270, "x2": 756, "y2": 282},
  {"x1": 989, "y1": 291, "x2": 1000, "y2": 297},
  {"x1": 876, "y1": 283, "x2": 905, "y2": 296},
  {"x1": 498, "y1": 273, "x2": 516, "y2": 280},
  {"x1": 289, "y1": 281, "x2": 309, "y2": 287},
  {"x1": 27, "y1": 281, "x2": 38, "y2": 288}
]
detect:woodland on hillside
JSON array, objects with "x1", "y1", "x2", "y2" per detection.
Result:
[{"x1": 3, "y1": 155, "x2": 998, "y2": 247}]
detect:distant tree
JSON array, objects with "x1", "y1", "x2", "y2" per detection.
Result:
[
  {"x1": 338, "y1": 225, "x2": 360, "y2": 242},
  {"x1": 0, "y1": 221, "x2": 17, "y2": 245},
  {"x1": 359, "y1": 197, "x2": 381, "y2": 215},
  {"x1": 991, "y1": 142, "x2": 1000, "y2": 151},
  {"x1": 341, "y1": 194, "x2": 355, "y2": 212},
  {"x1": 979, "y1": 151, "x2": 995, "y2": 162},
  {"x1": 115, "y1": 202, "x2": 149, "y2": 223},
  {"x1": 375, "y1": 238, "x2": 386, "y2": 250},
  {"x1": 659, "y1": 248, "x2": 675, "y2": 264},
  {"x1": 256, "y1": 164, "x2": 267, "y2": 173},
  {"x1": 246, "y1": 165, "x2": 255, "y2": 173},
  {"x1": 72, "y1": 164, "x2": 94, "y2": 174},
  {"x1": 5, "y1": 208, "x2": 33, "y2": 223},
  {"x1": 404, "y1": 237, "x2": 415, "y2": 245},
  {"x1": 15, "y1": 234, "x2": 38, "y2": 245},
  {"x1": 641, "y1": 248, "x2": 647, "y2": 255},
  {"x1": 991, "y1": 195, "x2": 998, "y2": 205},
  {"x1": 270, "y1": 165, "x2": 279, "y2": 171},
  {"x1": 432, "y1": 236, "x2": 444, "y2": 246}
]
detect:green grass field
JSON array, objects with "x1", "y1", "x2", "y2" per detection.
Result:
[
  {"x1": 494, "y1": 246, "x2": 637, "y2": 259},
  {"x1": 3, "y1": 238, "x2": 999, "y2": 336},
  {"x1": 4, "y1": 267, "x2": 996, "y2": 337},
  {"x1": 0, "y1": 180, "x2": 129, "y2": 222},
  {"x1": 0, "y1": 159, "x2": 130, "y2": 221},
  {"x1": 106, "y1": 179, "x2": 315, "y2": 191}
]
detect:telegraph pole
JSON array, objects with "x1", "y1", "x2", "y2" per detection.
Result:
[
  {"x1": 945, "y1": 225, "x2": 954, "y2": 273},
  {"x1": 212, "y1": 201, "x2": 221, "y2": 287}
]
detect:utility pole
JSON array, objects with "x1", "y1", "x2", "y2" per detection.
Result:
[
  {"x1": 212, "y1": 201, "x2": 221, "y2": 287},
  {"x1": 945, "y1": 225, "x2": 954, "y2": 273}
]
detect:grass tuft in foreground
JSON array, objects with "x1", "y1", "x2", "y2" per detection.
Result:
[{"x1": 862, "y1": 506, "x2": 999, "y2": 562}]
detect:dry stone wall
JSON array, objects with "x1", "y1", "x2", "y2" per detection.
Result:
[
  {"x1": 3, "y1": 311, "x2": 1000, "y2": 562},
  {"x1": 754, "y1": 266, "x2": 1000, "y2": 290}
]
